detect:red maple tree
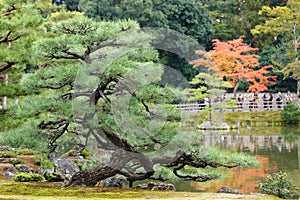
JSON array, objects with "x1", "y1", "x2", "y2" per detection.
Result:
[{"x1": 190, "y1": 37, "x2": 276, "y2": 98}]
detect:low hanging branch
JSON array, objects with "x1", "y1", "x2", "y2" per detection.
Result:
[
  {"x1": 37, "y1": 77, "x2": 72, "y2": 89},
  {"x1": 173, "y1": 164, "x2": 214, "y2": 182},
  {"x1": 62, "y1": 49, "x2": 85, "y2": 60},
  {"x1": 2, "y1": 5, "x2": 16, "y2": 16},
  {"x1": 0, "y1": 61, "x2": 15, "y2": 73},
  {"x1": 116, "y1": 153, "x2": 155, "y2": 183},
  {"x1": 0, "y1": 31, "x2": 12, "y2": 43},
  {"x1": 0, "y1": 31, "x2": 21, "y2": 44},
  {"x1": 37, "y1": 119, "x2": 70, "y2": 153}
]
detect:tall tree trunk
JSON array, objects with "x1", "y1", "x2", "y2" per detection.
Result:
[
  {"x1": 292, "y1": 22, "x2": 299, "y2": 97},
  {"x1": 208, "y1": 99, "x2": 212, "y2": 124},
  {"x1": 233, "y1": 79, "x2": 240, "y2": 99},
  {"x1": 219, "y1": 108, "x2": 223, "y2": 124},
  {"x1": 1, "y1": 96, "x2": 6, "y2": 108},
  {"x1": 297, "y1": 79, "x2": 300, "y2": 98},
  {"x1": 1, "y1": 74, "x2": 8, "y2": 108}
]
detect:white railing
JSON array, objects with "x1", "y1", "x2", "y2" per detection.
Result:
[{"x1": 176, "y1": 100, "x2": 299, "y2": 113}]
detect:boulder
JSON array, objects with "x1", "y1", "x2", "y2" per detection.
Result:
[
  {"x1": 0, "y1": 158, "x2": 10, "y2": 163},
  {"x1": 54, "y1": 159, "x2": 80, "y2": 180},
  {"x1": 69, "y1": 156, "x2": 86, "y2": 166},
  {"x1": 0, "y1": 146, "x2": 15, "y2": 151},
  {"x1": 102, "y1": 177, "x2": 128, "y2": 188},
  {"x1": 16, "y1": 164, "x2": 31, "y2": 173},
  {"x1": 136, "y1": 183, "x2": 149, "y2": 190},
  {"x1": 4, "y1": 166, "x2": 18, "y2": 179},
  {"x1": 137, "y1": 182, "x2": 176, "y2": 191},
  {"x1": 217, "y1": 186, "x2": 242, "y2": 194}
]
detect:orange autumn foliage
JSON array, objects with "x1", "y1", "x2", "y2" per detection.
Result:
[
  {"x1": 190, "y1": 37, "x2": 276, "y2": 94},
  {"x1": 190, "y1": 156, "x2": 277, "y2": 194}
]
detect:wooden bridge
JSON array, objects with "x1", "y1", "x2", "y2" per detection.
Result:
[{"x1": 176, "y1": 93, "x2": 299, "y2": 113}]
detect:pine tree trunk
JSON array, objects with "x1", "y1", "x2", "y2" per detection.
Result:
[
  {"x1": 297, "y1": 79, "x2": 300, "y2": 98},
  {"x1": 64, "y1": 164, "x2": 118, "y2": 187},
  {"x1": 64, "y1": 149, "x2": 154, "y2": 188}
]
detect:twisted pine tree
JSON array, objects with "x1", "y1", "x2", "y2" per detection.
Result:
[{"x1": 10, "y1": 12, "x2": 259, "y2": 187}]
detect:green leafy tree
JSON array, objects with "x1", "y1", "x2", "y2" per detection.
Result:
[
  {"x1": 0, "y1": 12, "x2": 260, "y2": 187},
  {"x1": 185, "y1": 73, "x2": 235, "y2": 126},
  {"x1": 0, "y1": 0, "x2": 68, "y2": 134},
  {"x1": 268, "y1": 0, "x2": 287, "y2": 7},
  {"x1": 0, "y1": 0, "x2": 43, "y2": 108},
  {"x1": 201, "y1": 0, "x2": 292, "y2": 92},
  {"x1": 203, "y1": 0, "x2": 286, "y2": 44},
  {"x1": 204, "y1": 0, "x2": 259, "y2": 42},
  {"x1": 77, "y1": 0, "x2": 213, "y2": 80},
  {"x1": 78, "y1": 0, "x2": 212, "y2": 45},
  {"x1": 78, "y1": 0, "x2": 118, "y2": 20},
  {"x1": 258, "y1": 45, "x2": 297, "y2": 92},
  {"x1": 280, "y1": 103, "x2": 300, "y2": 124},
  {"x1": 251, "y1": 0, "x2": 300, "y2": 94},
  {"x1": 53, "y1": 0, "x2": 80, "y2": 11}
]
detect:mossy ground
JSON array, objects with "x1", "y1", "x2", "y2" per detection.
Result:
[
  {"x1": 190, "y1": 111, "x2": 283, "y2": 127},
  {"x1": 0, "y1": 180, "x2": 281, "y2": 200}
]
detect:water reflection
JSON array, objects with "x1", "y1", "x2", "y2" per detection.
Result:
[
  {"x1": 177, "y1": 126, "x2": 300, "y2": 194},
  {"x1": 200, "y1": 128, "x2": 298, "y2": 154}
]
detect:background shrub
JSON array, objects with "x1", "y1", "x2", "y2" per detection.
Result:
[
  {"x1": 13, "y1": 172, "x2": 45, "y2": 182},
  {"x1": 80, "y1": 148, "x2": 91, "y2": 158},
  {"x1": 35, "y1": 155, "x2": 54, "y2": 170},
  {"x1": 16, "y1": 149, "x2": 36, "y2": 155},
  {"x1": 0, "y1": 122, "x2": 48, "y2": 151},
  {"x1": 44, "y1": 172, "x2": 63, "y2": 182},
  {"x1": 260, "y1": 171, "x2": 299, "y2": 199},
  {"x1": 8, "y1": 158, "x2": 24, "y2": 165},
  {"x1": 280, "y1": 103, "x2": 300, "y2": 124},
  {"x1": 0, "y1": 151, "x2": 17, "y2": 158}
]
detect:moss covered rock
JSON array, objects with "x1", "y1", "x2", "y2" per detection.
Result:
[{"x1": 13, "y1": 172, "x2": 45, "y2": 182}]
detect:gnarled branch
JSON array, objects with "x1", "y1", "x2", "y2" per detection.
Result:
[
  {"x1": 62, "y1": 49, "x2": 85, "y2": 60},
  {"x1": 37, "y1": 77, "x2": 72, "y2": 89},
  {"x1": 0, "y1": 61, "x2": 15, "y2": 73},
  {"x1": 2, "y1": 5, "x2": 16, "y2": 16},
  {"x1": 173, "y1": 164, "x2": 214, "y2": 182}
]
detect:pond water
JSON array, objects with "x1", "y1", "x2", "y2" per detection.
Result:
[{"x1": 174, "y1": 126, "x2": 300, "y2": 194}]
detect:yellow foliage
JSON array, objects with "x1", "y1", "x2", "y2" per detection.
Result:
[{"x1": 50, "y1": 10, "x2": 84, "y2": 22}]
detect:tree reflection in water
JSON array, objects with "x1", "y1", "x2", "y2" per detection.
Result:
[{"x1": 174, "y1": 126, "x2": 300, "y2": 193}]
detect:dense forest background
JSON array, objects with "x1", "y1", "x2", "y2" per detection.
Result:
[{"x1": 53, "y1": 0, "x2": 298, "y2": 92}]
